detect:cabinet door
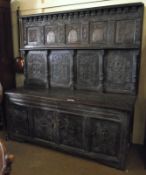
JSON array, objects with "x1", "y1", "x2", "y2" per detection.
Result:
[
  {"x1": 32, "y1": 109, "x2": 58, "y2": 142},
  {"x1": 7, "y1": 104, "x2": 29, "y2": 137}
]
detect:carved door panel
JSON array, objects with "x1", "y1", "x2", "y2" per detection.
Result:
[
  {"x1": 7, "y1": 104, "x2": 29, "y2": 136},
  {"x1": 58, "y1": 112, "x2": 83, "y2": 149},
  {"x1": 32, "y1": 109, "x2": 58, "y2": 142},
  {"x1": 88, "y1": 110, "x2": 129, "y2": 167},
  {"x1": 89, "y1": 118, "x2": 120, "y2": 157}
]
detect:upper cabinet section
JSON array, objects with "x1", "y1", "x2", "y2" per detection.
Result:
[{"x1": 20, "y1": 3, "x2": 144, "y2": 49}]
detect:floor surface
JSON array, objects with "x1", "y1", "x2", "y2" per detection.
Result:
[{"x1": 3, "y1": 138, "x2": 145, "y2": 175}]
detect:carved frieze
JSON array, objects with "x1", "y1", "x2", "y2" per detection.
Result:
[
  {"x1": 25, "y1": 51, "x2": 48, "y2": 88},
  {"x1": 76, "y1": 50, "x2": 104, "y2": 91},
  {"x1": 59, "y1": 113, "x2": 83, "y2": 149},
  {"x1": 49, "y1": 50, "x2": 73, "y2": 88},
  {"x1": 104, "y1": 50, "x2": 139, "y2": 94},
  {"x1": 21, "y1": 4, "x2": 143, "y2": 48}
]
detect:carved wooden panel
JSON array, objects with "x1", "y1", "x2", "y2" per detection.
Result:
[
  {"x1": 76, "y1": 50, "x2": 104, "y2": 91},
  {"x1": 66, "y1": 24, "x2": 81, "y2": 44},
  {"x1": 104, "y1": 50, "x2": 139, "y2": 94},
  {"x1": 90, "y1": 118, "x2": 120, "y2": 156},
  {"x1": 45, "y1": 25, "x2": 57, "y2": 45},
  {"x1": 90, "y1": 21, "x2": 107, "y2": 44},
  {"x1": 25, "y1": 51, "x2": 48, "y2": 88},
  {"x1": 57, "y1": 25, "x2": 65, "y2": 44},
  {"x1": 81, "y1": 23, "x2": 89, "y2": 44},
  {"x1": 33, "y1": 109, "x2": 57, "y2": 142},
  {"x1": 49, "y1": 50, "x2": 73, "y2": 88},
  {"x1": 7, "y1": 105, "x2": 29, "y2": 136},
  {"x1": 59, "y1": 113, "x2": 83, "y2": 149},
  {"x1": 115, "y1": 20, "x2": 136, "y2": 44},
  {"x1": 26, "y1": 26, "x2": 44, "y2": 46}
]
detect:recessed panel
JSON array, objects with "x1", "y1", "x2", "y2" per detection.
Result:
[
  {"x1": 66, "y1": 24, "x2": 81, "y2": 44},
  {"x1": 90, "y1": 118, "x2": 120, "y2": 157},
  {"x1": 59, "y1": 113, "x2": 83, "y2": 149},
  {"x1": 90, "y1": 22, "x2": 107, "y2": 44},
  {"x1": 26, "y1": 51, "x2": 48, "y2": 88},
  {"x1": 45, "y1": 26, "x2": 57, "y2": 44},
  {"x1": 27, "y1": 27, "x2": 44, "y2": 46},
  {"x1": 76, "y1": 50, "x2": 104, "y2": 91},
  {"x1": 115, "y1": 20, "x2": 136, "y2": 44},
  {"x1": 104, "y1": 50, "x2": 139, "y2": 94},
  {"x1": 49, "y1": 50, "x2": 73, "y2": 88},
  {"x1": 33, "y1": 109, "x2": 55, "y2": 141}
]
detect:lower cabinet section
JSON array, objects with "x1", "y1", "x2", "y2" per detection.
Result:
[{"x1": 6, "y1": 101, "x2": 130, "y2": 169}]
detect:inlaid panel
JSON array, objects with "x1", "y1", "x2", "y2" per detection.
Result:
[
  {"x1": 90, "y1": 118, "x2": 120, "y2": 157},
  {"x1": 115, "y1": 20, "x2": 136, "y2": 44},
  {"x1": 45, "y1": 26, "x2": 57, "y2": 45},
  {"x1": 59, "y1": 113, "x2": 83, "y2": 149},
  {"x1": 66, "y1": 24, "x2": 81, "y2": 44},
  {"x1": 27, "y1": 27, "x2": 44, "y2": 46},
  {"x1": 104, "y1": 50, "x2": 139, "y2": 94},
  {"x1": 49, "y1": 50, "x2": 73, "y2": 88},
  {"x1": 33, "y1": 109, "x2": 56, "y2": 142},
  {"x1": 90, "y1": 22, "x2": 107, "y2": 44},
  {"x1": 25, "y1": 51, "x2": 48, "y2": 88},
  {"x1": 76, "y1": 50, "x2": 104, "y2": 91}
]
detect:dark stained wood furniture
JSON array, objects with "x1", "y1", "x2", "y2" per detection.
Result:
[{"x1": 5, "y1": 3, "x2": 144, "y2": 169}]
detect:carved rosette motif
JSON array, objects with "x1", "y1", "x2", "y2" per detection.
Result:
[
  {"x1": 26, "y1": 51, "x2": 48, "y2": 88},
  {"x1": 76, "y1": 50, "x2": 104, "y2": 91},
  {"x1": 104, "y1": 50, "x2": 139, "y2": 94},
  {"x1": 49, "y1": 50, "x2": 73, "y2": 88}
]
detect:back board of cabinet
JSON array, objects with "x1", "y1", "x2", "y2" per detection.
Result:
[{"x1": 5, "y1": 3, "x2": 144, "y2": 169}]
